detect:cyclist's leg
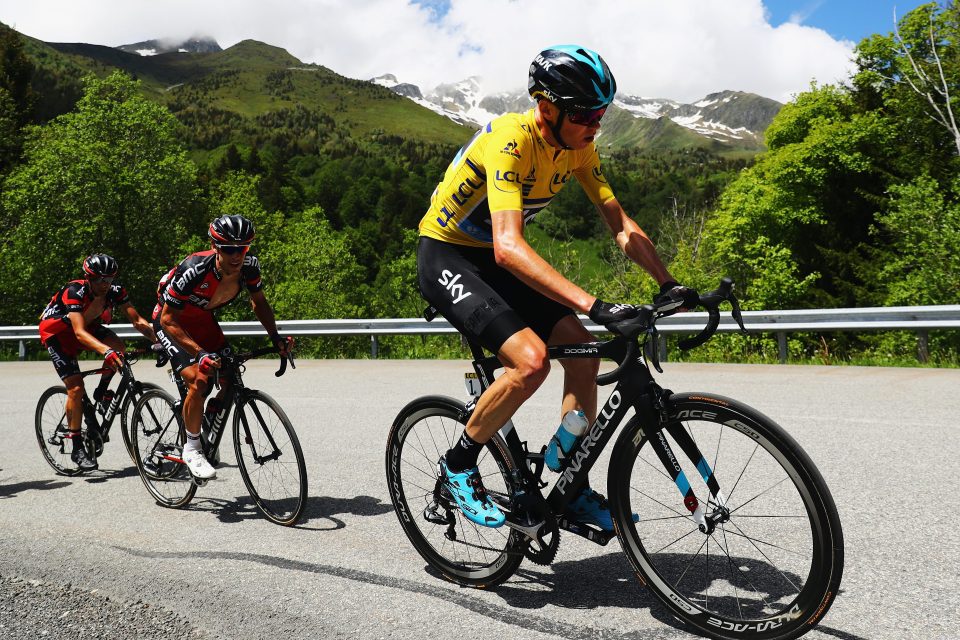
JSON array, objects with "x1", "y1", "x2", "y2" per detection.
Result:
[
  {"x1": 43, "y1": 334, "x2": 95, "y2": 469},
  {"x1": 155, "y1": 318, "x2": 219, "y2": 479},
  {"x1": 91, "y1": 326, "x2": 122, "y2": 408},
  {"x1": 418, "y1": 238, "x2": 552, "y2": 526}
]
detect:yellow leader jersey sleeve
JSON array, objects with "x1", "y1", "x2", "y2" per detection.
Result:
[{"x1": 419, "y1": 109, "x2": 615, "y2": 248}]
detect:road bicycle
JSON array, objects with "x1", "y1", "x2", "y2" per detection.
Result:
[
  {"x1": 130, "y1": 344, "x2": 307, "y2": 526},
  {"x1": 35, "y1": 348, "x2": 162, "y2": 475},
  {"x1": 386, "y1": 279, "x2": 843, "y2": 640}
]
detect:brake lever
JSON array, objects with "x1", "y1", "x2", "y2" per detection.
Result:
[
  {"x1": 729, "y1": 293, "x2": 748, "y2": 334},
  {"x1": 275, "y1": 355, "x2": 288, "y2": 377},
  {"x1": 647, "y1": 325, "x2": 664, "y2": 374}
]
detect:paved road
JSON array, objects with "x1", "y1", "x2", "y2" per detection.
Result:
[{"x1": 1, "y1": 359, "x2": 958, "y2": 640}]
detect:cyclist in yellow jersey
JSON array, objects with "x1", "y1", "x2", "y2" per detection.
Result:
[{"x1": 418, "y1": 45, "x2": 697, "y2": 529}]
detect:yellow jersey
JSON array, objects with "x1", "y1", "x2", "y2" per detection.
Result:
[{"x1": 418, "y1": 109, "x2": 615, "y2": 248}]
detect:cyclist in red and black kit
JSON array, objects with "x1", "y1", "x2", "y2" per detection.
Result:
[
  {"x1": 39, "y1": 254, "x2": 157, "y2": 471},
  {"x1": 154, "y1": 215, "x2": 292, "y2": 480}
]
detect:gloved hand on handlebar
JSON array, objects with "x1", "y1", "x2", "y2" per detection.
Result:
[
  {"x1": 269, "y1": 333, "x2": 295, "y2": 357},
  {"x1": 196, "y1": 350, "x2": 221, "y2": 376},
  {"x1": 103, "y1": 349, "x2": 124, "y2": 372},
  {"x1": 588, "y1": 298, "x2": 640, "y2": 326},
  {"x1": 151, "y1": 342, "x2": 169, "y2": 368},
  {"x1": 653, "y1": 280, "x2": 700, "y2": 310}
]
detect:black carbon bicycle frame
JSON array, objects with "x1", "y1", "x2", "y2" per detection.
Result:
[{"x1": 466, "y1": 337, "x2": 669, "y2": 515}]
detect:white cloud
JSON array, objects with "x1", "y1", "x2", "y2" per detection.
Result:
[{"x1": 1, "y1": 0, "x2": 857, "y2": 103}]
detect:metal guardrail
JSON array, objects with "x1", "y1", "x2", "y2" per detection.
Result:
[{"x1": 5, "y1": 305, "x2": 959, "y2": 362}]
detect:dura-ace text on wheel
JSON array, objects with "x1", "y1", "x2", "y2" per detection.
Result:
[
  {"x1": 609, "y1": 394, "x2": 843, "y2": 640},
  {"x1": 386, "y1": 396, "x2": 524, "y2": 588}
]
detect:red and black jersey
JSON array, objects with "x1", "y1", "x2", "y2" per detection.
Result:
[
  {"x1": 39, "y1": 279, "x2": 130, "y2": 341},
  {"x1": 162, "y1": 250, "x2": 263, "y2": 311}
]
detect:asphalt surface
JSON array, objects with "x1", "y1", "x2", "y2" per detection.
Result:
[{"x1": 1, "y1": 359, "x2": 958, "y2": 640}]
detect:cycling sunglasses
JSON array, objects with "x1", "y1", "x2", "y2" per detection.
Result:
[
  {"x1": 215, "y1": 244, "x2": 250, "y2": 255},
  {"x1": 88, "y1": 276, "x2": 115, "y2": 284},
  {"x1": 566, "y1": 107, "x2": 607, "y2": 127}
]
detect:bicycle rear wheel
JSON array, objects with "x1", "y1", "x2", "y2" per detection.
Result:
[
  {"x1": 609, "y1": 393, "x2": 843, "y2": 640},
  {"x1": 131, "y1": 388, "x2": 196, "y2": 508},
  {"x1": 34, "y1": 386, "x2": 85, "y2": 476},
  {"x1": 233, "y1": 391, "x2": 307, "y2": 526},
  {"x1": 121, "y1": 381, "x2": 162, "y2": 463},
  {"x1": 385, "y1": 395, "x2": 523, "y2": 588}
]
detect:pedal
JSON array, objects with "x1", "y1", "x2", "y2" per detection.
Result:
[
  {"x1": 422, "y1": 501, "x2": 449, "y2": 525},
  {"x1": 558, "y1": 516, "x2": 615, "y2": 546}
]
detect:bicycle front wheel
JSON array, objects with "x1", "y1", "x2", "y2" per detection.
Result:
[
  {"x1": 233, "y1": 391, "x2": 307, "y2": 526},
  {"x1": 609, "y1": 392, "x2": 843, "y2": 640},
  {"x1": 385, "y1": 395, "x2": 523, "y2": 588},
  {"x1": 132, "y1": 388, "x2": 196, "y2": 508},
  {"x1": 121, "y1": 381, "x2": 162, "y2": 464},
  {"x1": 35, "y1": 386, "x2": 83, "y2": 476}
]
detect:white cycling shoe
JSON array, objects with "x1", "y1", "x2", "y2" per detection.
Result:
[{"x1": 182, "y1": 447, "x2": 217, "y2": 480}]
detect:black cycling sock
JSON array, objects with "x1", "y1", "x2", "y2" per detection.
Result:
[{"x1": 445, "y1": 431, "x2": 483, "y2": 472}]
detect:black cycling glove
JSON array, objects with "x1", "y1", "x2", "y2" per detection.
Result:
[
  {"x1": 653, "y1": 281, "x2": 700, "y2": 309},
  {"x1": 588, "y1": 298, "x2": 639, "y2": 326}
]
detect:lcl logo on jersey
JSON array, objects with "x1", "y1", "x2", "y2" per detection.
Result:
[
  {"x1": 549, "y1": 171, "x2": 571, "y2": 194},
  {"x1": 592, "y1": 166, "x2": 607, "y2": 184}
]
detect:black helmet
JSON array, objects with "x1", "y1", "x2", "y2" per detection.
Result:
[
  {"x1": 208, "y1": 214, "x2": 255, "y2": 245},
  {"x1": 528, "y1": 45, "x2": 617, "y2": 111},
  {"x1": 82, "y1": 254, "x2": 119, "y2": 279}
]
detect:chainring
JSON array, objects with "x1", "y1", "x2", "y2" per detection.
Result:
[{"x1": 523, "y1": 514, "x2": 560, "y2": 565}]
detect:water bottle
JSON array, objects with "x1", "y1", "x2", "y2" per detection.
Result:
[{"x1": 545, "y1": 410, "x2": 589, "y2": 471}]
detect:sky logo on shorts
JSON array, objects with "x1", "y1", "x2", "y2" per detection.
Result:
[{"x1": 438, "y1": 270, "x2": 472, "y2": 305}]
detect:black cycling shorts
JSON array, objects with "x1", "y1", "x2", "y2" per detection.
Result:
[
  {"x1": 417, "y1": 236, "x2": 574, "y2": 353},
  {"x1": 44, "y1": 325, "x2": 116, "y2": 380}
]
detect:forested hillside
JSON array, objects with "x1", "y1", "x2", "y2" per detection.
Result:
[{"x1": 0, "y1": 2, "x2": 956, "y2": 364}]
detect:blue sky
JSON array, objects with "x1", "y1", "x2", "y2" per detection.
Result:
[
  {"x1": 763, "y1": 0, "x2": 934, "y2": 43},
  {"x1": 1, "y1": 1, "x2": 942, "y2": 103}
]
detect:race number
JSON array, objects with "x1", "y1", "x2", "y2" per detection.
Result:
[{"x1": 464, "y1": 372, "x2": 482, "y2": 398}]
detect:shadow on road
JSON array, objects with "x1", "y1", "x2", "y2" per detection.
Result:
[
  {"x1": 0, "y1": 478, "x2": 71, "y2": 499},
  {"x1": 293, "y1": 495, "x2": 394, "y2": 530},
  {"x1": 161, "y1": 493, "x2": 393, "y2": 529}
]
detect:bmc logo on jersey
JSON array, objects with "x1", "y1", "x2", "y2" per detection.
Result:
[{"x1": 501, "y1": 140, "x2": 521, "y2": 159}]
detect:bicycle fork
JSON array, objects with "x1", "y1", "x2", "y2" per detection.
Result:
[{"x1": 648, "y1": 420, "x2": 729, "y2": 535}]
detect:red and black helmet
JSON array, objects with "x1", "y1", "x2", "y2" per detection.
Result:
[
  {"x1": 208, "y1": 215, "x2": 255, "y2": 245},
  {"x1": 82, "y1": 254, "x2": 119, "y2": 279}
]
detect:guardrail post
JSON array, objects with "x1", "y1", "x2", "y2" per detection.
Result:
[
  {"x1": 917, "y1": 330, "x2": 929, "y2": 363},
  {"x1": 19, "y1": 340, "x2": 26, "y2": 361},
  {"x1": 777, "y1": 332, "x2": 787, "y2": 364},
  {"x1": 370, "y1": 335, "x2": 379, "y2": 359}
]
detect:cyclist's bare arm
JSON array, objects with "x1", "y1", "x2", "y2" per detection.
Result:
[
  {"x1": 249, "y1": 290, "x2": 279, "y2": 337},
  {"x1": 160, "y1": 304, "x2": 202, "y2": 358},
  {"x1": 119, "y1": 302, "x2": 157, "y2": 342},
  {"x1": 597, "y1": 198, "x2": 674, "y2": 285},
  {"x1": 491, "y1": 209, "x2": 595, "y2": 314},
  {"x1": 68, "y1": 311, "x2": 112, "y2": 355}
]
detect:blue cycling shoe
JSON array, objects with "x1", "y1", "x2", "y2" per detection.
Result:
[
  {"x1": 567, "y1": 487, "x2": 638, "y2": 532},
  {"x1": 440, "y1": 458, "x2": 506, "y2": 528}
]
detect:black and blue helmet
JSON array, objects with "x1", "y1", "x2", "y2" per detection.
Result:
[{"x1": 528, "y1": 45, "x2": 617, "y2": 111}]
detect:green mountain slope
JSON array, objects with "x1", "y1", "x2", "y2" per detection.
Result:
[{"x1": 20, "y1": 32, "x2": 473, "y2": 147}]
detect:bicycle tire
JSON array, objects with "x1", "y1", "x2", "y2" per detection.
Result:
[
  {"x1": 120, "y1": 381, "x2": 162, "y2": 464},
  {"x1": 131, "y1": 388, "x2": 197, "y2": 508},
  {"x1": 233, "y1": 390, "x2": 307, "y2": 526},
  {"x1": 385, "y1": 395, "x2": 524, "y2": 588},
  {"x1": 608, "y1": 392, "x2": 843, "y2": 640},
  {"x1": 34, "y1": 386, "x2": 85, "y2": 476}
]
